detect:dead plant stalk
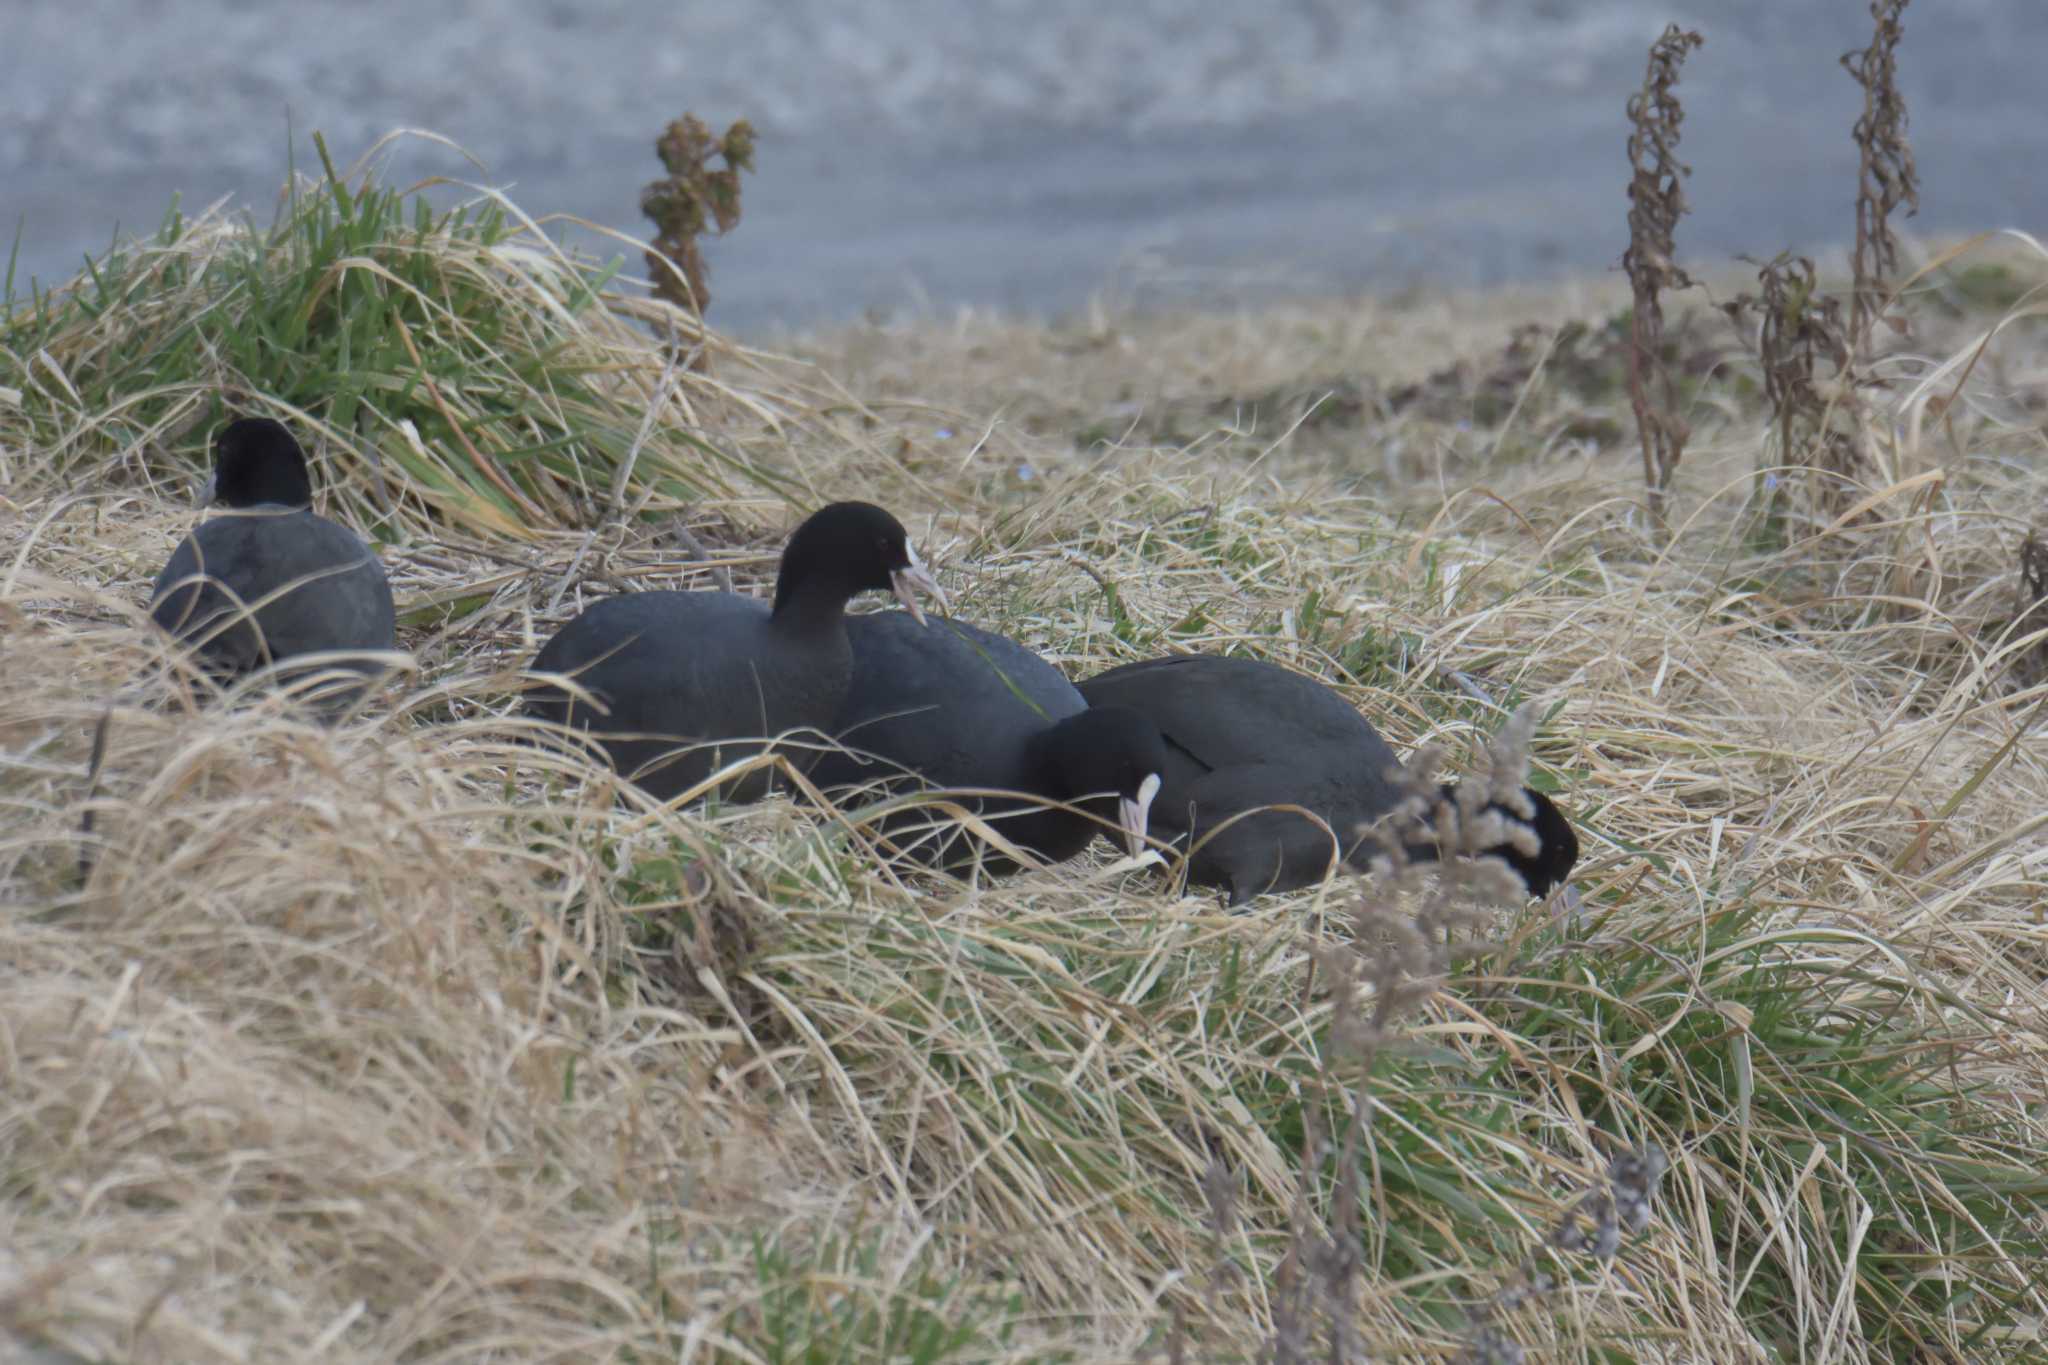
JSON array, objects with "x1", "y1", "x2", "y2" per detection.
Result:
[{"x1": 1621, "y1": 25, "x2": 1703, "y2": 527}]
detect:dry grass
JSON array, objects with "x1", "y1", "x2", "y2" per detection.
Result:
[{"x1": 5, "y1": 164, "x2": 2048, "y2": 1361}]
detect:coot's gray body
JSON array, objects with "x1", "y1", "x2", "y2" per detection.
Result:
[
  {"x1": 531, "y1": 590, "x2": 851, "y2": 803},
  {"x1": 149, "y1": 418, "x2": 396, "y2": 709}
]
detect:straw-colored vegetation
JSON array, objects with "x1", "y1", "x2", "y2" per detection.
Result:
[{"x1": 4, "y1": 141, "x2": 2048, "y2": 1362}]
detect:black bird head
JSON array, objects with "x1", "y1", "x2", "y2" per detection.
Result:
[
  {"x1": 773, "y1": 501, "x2": 947, "y2": 623},
  {"x1": 207, "y1": 417, "x2": 315, "y2": 510},
  {"x1": 1463, "y1": 785, "x2": 1579, "y2": 898},
  {"x1": 1043, "y1": 706, "x2": 1169, "y2": 856}
]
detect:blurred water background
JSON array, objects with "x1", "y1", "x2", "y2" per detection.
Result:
[{"x1": 4, "y1": 0, "x2": 2039, "y2": 334}]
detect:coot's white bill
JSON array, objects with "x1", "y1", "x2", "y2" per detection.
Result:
[
  {"x1": 1118, "y1": 770, "x2": 1161, "y2": 857},
  {"x1": 891, "y1": 541, "x2": 946, "y2": 626}
]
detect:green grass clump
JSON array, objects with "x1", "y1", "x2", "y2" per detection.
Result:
[
  {"x1": 1, "y1": 133, "x2": 774, "y2": 542},
  {"x1": 738, "y1": 1228, "x2": 1031, "y2": 1364},
  {"x1": 1485, "y1": 901, "x2": 2048, "y2": 1356}
]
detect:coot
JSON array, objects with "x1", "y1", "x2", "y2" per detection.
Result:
[
  {"x1": 529, "y1": 501, "x2": 945, "y2": 804},
  {"x1": 1077, "y1": 653, "x2": 1577, "y2": 904},
  {"x1": 149, "y1": 417, "x2": 398, "y2": 710}
]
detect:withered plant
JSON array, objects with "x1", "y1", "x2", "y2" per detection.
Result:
[
  {"x1": 1256, "y1": 723, "x2": 1525, "y2": 1364},
  {"x1": 1621, "y1": 25, "x2": 1704, "y2": 525},
  {"x1": 2013, "y1": 527, "x2": 2048, "y2": 692},
  {"x1": 1844, "y1": 0, "x2": 1920, "y2": 356},
  {"x1": 1454, "y1": 1147, "x2": 1669, "y2": 1365},
  {"x1": 1728, "y1": 252, "x2": 1859, "y2": 520},
  {"x1": 1727, "y1": 0, "x2": 1918, "y2": 525},
  {"x1": 641, "y1": 114, "x2": 757, "y2": 321}
]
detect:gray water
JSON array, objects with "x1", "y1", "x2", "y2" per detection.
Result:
[{"x1": 4, "y1": 0, "x2": 2041, "y2": 335}]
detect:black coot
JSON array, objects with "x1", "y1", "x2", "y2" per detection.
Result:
[
  {"x1": 808, "y1": 611, "x2": 1167, "y2": 870},
  {"x1": 1076, "y1": 654, "x2": 1578, "y2": 905},
  {"x1": 529, "y1": 501, "x2": 945, "y2": 804},
  {"x1": 149, "y1": 417, "x2": 398, "y2": 709}
]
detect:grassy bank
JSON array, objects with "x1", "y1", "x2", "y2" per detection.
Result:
[{"x1": 3, "y1": 162, "x2": 2047, "y2": 1362}]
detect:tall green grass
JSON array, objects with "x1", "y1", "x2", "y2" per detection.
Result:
[{"x1": 1, "y1": 134, "x2": 775, "y2": 541}]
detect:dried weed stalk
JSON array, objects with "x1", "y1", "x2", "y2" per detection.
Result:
[
  {"x1": 1729, "y1": 252, "x2": 1861, "y2": 515},
  {"x1": 1621, "y1": 25, "x2": 1703, "y2": 524},
  {"x1": 2013, "y1": 527, "x2": 2048, "y2": 691},
  {"x1": 1236, "y1": 708, "x2": 1663, "y2": 1362},
  {"x1": 1844, "y1": 0, "x2": 1920, "y2": 356},
  {"x1": 1455, "y1": 1146, "x2": 1669, "y2": 1365},
  {"x1": 641, "y1": 114, "x2": 757, "y2": 322},
  {"x1": 1250, "y1": 709, "x2": 1562, "y2": 1363},
  {"x1": 1727, "y1": 1, "x2": 1918, "y2": 526}
]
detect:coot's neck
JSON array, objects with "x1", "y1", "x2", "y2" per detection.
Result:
[
  {"x1": 1025, "y1": 718, "x2": 1113, "y2": 808},
  {"x1": 1021, "y1": 726, "x2": 1076, "y2": 802},
  {"x1": 1375, "y1": 782, "x2": 1463, "y2": 868},
  {"x1": 768, "y1": 584, "x2": 855, "y2": 639}
]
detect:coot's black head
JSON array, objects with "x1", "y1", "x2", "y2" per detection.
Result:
[
  {"x1": 1470, "y1": 786, "x2": 1579, "y2": 898},
  {"x1": 208, "y1": 417, "x2": 315, "y2": 509},
  {"x1": 1043, "y1": 705, "x2": 1168, "y2": 856},
  {"x1": 772, "y1": 501, "x2": 947, "y2": 624}
]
